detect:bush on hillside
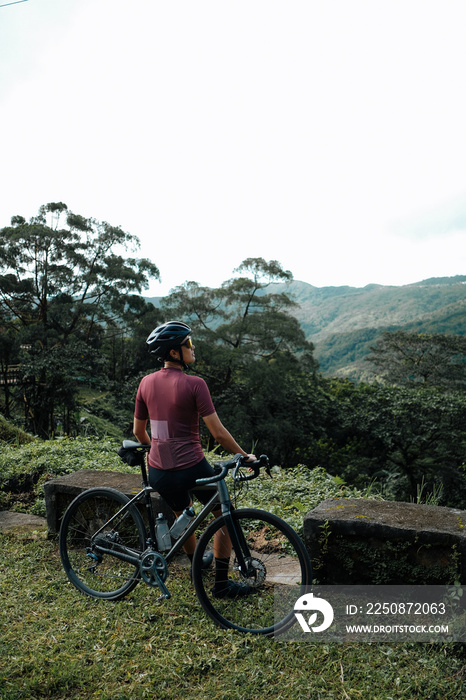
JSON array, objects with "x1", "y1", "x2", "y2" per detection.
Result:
[
  {"x1": 0, "y1": 414, "x2": 35, "y2": 445},
  {"x1": 0, "y1": 436, "x2": 131, "y2": 512}
]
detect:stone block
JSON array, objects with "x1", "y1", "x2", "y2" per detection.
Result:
[
  {"x1": 303, "y1": 498, "x2": 466, "y2": 584},
  {"x1": 43, "y1": 470, "x2": 174, "y2": 535},
  {"x1": 0, "y1": 510, "x2": 47, "y2": 534}
]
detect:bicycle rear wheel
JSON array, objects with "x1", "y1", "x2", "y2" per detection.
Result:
[
  {"x1": 191, "y1": 508, "x2": 312, "y2": 635},
  {"x1": 59, "y1": 487, "x2": 146, "y2": 601}
]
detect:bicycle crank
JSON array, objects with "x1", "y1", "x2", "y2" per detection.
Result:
[{"x1": 140, "y1": 550, "x2": 171, "y2": 599}]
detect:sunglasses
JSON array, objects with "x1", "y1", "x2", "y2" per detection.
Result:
[{"x1": 182, "y1": 337, "x2": 193, "y2": 349}]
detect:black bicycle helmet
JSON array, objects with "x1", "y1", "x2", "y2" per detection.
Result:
[{"x1": 146, "y1": 321, "x2": 192, "y2": 361}]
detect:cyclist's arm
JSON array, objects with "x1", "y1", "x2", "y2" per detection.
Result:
[
  {"x1": 202, "y1": 412, "x2": 255, "y2": 461},
  {"x1": 133, "y1": 417, "x2": 151, "y2": 445}
]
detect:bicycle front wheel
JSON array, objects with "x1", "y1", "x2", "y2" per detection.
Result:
[
  {"x1": 191, "y1": 508, "x2": 312, "y2": 635},
  {"x1": 59, "y1": 487, "x2": 146, "y2": 601}
]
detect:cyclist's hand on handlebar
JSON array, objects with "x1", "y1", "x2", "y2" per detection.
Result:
[
  {"x1": 243, "y1": 453, "x2": 257, "y2": 473},
  {"x1": 232, "y1": 453, "x2": 270, "y2": 481}
]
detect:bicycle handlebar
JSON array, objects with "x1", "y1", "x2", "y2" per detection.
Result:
[
  {"x1": 122, "y1": 440, "x2": 151, "y2": 450},
  {"x1": 195, "y1": 453, "x2": 270, "y2": 485}
]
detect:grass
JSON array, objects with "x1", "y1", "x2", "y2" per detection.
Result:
[{"x1": 1, "y1": 532, "x2": 466, "y2": 700}]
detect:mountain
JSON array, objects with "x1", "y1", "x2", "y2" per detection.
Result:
[
  {"x1": 279, "y1": 276, "x2": 466, "y2": 380},
  {"x1": 146, "y1": 275, "x2": 466, "y2": 381}
]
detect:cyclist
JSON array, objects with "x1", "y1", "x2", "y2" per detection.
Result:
[{"x1": 132, "y1": 320, "x2": 256, "y2": 597}]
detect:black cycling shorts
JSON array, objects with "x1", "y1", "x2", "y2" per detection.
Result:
[{"x1": 148, "y1": 457, "x2": 218, "y2": 512}]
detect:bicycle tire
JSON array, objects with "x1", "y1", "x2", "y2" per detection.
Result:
[
  {"x1": 59, "y1": 487, "x2": 147, "y2": 601},
  {"x1": 191, "y1": 507, "x2": 312, "y2": 636}
]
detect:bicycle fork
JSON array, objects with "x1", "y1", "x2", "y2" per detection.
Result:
[{"x1": 215, "y1": 481, "x2": 252, "y2": 578}]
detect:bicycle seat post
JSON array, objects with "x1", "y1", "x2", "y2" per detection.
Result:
[
  {"x1": 136, "y1": 449, "x2": 158, "y2": 545},
  {"x1": 139, "y1": 457, "x2": 149, "y2": 487}
]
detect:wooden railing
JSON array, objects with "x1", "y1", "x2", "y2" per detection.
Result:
[{"x1": 0, "y1": 365, "x2": 21, "y2": 385}]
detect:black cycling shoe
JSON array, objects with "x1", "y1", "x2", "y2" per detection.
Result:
[
  {"x1": 211, "y1": 580, "x2": 253, "y2": 599},
  {"x1": 190, "y1": 552, "x2": 214, "y2": 579}
]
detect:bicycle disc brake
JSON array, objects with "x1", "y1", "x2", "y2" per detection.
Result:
[
  {"x1": 140, "y1": 550, "x2": 171, "y2": 599},
  {"x1": 237, "y1": 557, "x2": 267, "y2": 588}
]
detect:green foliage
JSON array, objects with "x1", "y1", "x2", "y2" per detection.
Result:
[
  {"x1": 209, "y1": 353, "x2": 327, "y2": 465},
  {"x1": 160, "y1": 258, "x2": 319, "y2": 463},
  {"x1": 77, "y1": 384, "x2": 139, "y2": 440},
  {"x1": 2, "y1": 223, "x2": 466, "y2": 517},
  {"x1": 0, "y1": 433, "x2": 366, "y2": 526},
  {"x1": 0, "y1": 203, "x2": 160, "y2": 338},
  {"x1": 162, "y1": 257, "x2": 316, "y2": 391},
  {"x1": 0, "y1": 437, "x2": 132, "y2": 512},
  {"x1": 77, "y1": 409, "x2": 126, "y2": 442},
  {"x1": 234, "y1": 464, "x2": 367, "y2": 537},
  {"x1": 315, "y1": 326, "x2": 382, "y2": 377},
  {"x1": 319, "y1": 379, "x2": 466, "y2": 507},
  {"x1": 367, "y1": 330, "x2": 466, "y2": 389}
]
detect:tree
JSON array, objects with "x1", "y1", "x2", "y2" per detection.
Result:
[
  {"x1": 0, "y1": 326, "x2": 20, "y2": 418},
  {"x1": 162, "y1": 258, "x2": 317, "y2": 395},
  {"x1": 366, "y1": 330, "x2": 466, "y2": 390},
  {"x1": 0, "y1": 203, "x2": 160, "y2": 436},
  {"x1": 322, "y1": 380, "x2": 466, "y2": 507},
  {"x1": 225, "y1": 353, "x2": 330, "y2": 465},
  {"x1": 161, "y1": 258, "x2": 320, "y2": 462},
  {"x1": 0, "y1": 203, "x2": 159, "y2": 343}
]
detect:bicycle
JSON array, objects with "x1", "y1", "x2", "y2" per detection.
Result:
[{"x1": 59, "y1": 441, "x2": 312, "y2": 636}]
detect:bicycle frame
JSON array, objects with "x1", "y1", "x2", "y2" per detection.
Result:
[
  {"x1": 166, "y1": 479, "x2": 252, "y2": 577},
  {"x1": 89, "y1": 467, "x2": 253, "y2": 591}
]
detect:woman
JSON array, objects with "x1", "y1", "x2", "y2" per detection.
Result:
[{"x1": 133, "y1": 320, "x2": 256, "y2": 597}]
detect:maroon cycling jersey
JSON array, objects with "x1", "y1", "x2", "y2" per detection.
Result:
[{"x1": 134, "y1": 367, "x2": 215, "y2": 471}]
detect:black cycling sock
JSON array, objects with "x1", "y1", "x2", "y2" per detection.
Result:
[{"x1": 214, "y1": 557, "x2": 230, "y2": 585}]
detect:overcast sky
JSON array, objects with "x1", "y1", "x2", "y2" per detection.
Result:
[{"x1": 1, "y1": 0, "x2": 466, "y2": 297}]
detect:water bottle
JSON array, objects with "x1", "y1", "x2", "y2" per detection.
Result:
[
  {"x1": 156, "y1": 513, "x2": 171, "y2": 551},
  {"x1": 170, "y1": 506, "x2": 195, "y2": 539}
]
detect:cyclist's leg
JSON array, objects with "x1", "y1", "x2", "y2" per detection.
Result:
[
  {"x1": 148, "y1": 458, "x2": 217, "y2": 561},
  {"x1": 148, "y1": 463, "x2": 193, "y2": 554},
  {"x1": 210, "y1": 514, "x2": 255, "y2": 597},
  {"x1": 173, "y1": 501, "x2": 196, "y2": 556}
]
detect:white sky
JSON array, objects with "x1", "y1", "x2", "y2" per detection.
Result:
[{"x1": 1, "y1": 0, "x2": 466, "y2": 297}]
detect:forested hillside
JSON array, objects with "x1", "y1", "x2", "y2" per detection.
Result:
[{"x1": 267, "y1": 276, "x2": 466, "y2": 380}]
